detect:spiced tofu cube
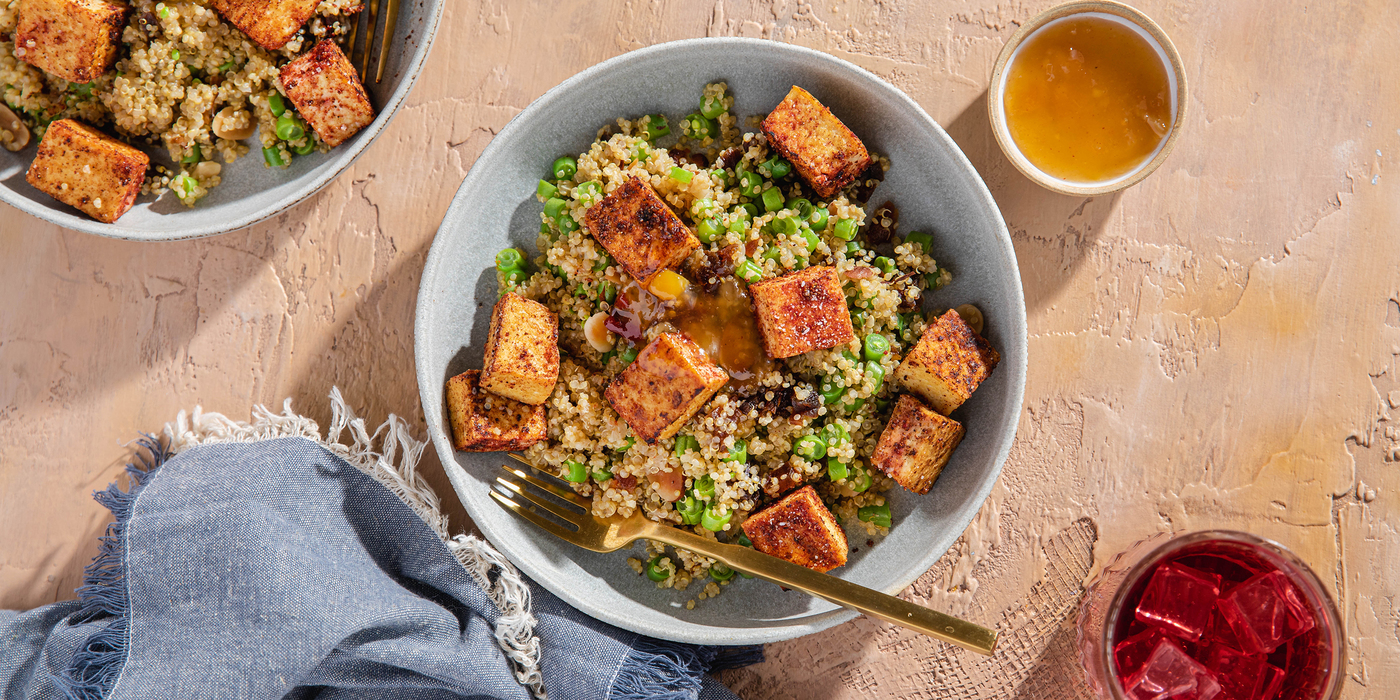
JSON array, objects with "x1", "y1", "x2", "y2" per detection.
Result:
[
  {"x1": 445, "y1": 370, "x2": 547, "y2": 452},
  {"x1": 13, "y1": 0, "x2": 126, "y2": 83},
  {"x1": 603, "y1": 333, "x2": 728, "y2": 444},
  {"x1": 481, "y1": 292, "x2": 559, "y2": 405},
  {"x1": 211, "y1": 0, "x2": 320, "y2": 50},
  {"x1": 279, "y1": 40, "x2": 375, "y2": 148},
  {"x1": 748, "y1": 265, "x2": 856, "y2": 359},
  {"x1": 893, "y1": 309, "x2": 1001, "y2": 415},
  {"x1": 584, "y1": 176, "x2": 699, "y2": 286},
  {"x1": 741, "y1": 485, "x2": 848, "y2": 573},
  {"x1": 760, "y1": 86, "x2": 872, "y2": 199},
  {"x1": 872, "y1": 394, "x2": 965, "y2": 494},
  {"x1": 26, "y1": 119, "x2": 148, "y2": 223}
]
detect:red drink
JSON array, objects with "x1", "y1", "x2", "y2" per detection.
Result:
[{"x1": 1077, "y1": 531, "x2": 1343, "y2": 700}]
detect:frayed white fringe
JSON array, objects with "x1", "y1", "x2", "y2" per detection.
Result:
[{"x1": 163, "y1": 388, "x2": 546, "y2": 699}]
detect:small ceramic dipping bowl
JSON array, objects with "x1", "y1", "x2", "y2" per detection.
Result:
[{"x1": 987, "y1": 0, "x2": 1187, "y2": 196}]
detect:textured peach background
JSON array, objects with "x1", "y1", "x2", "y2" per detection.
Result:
[{"x1": 2, "y1": 1, "x2": 1397, "y2": 697}]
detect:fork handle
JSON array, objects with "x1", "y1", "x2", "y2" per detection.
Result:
[{"x1": 647, "y1": 528, "x2": 997, "y2": 655}]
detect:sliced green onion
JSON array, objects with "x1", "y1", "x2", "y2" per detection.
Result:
[
  {"x1": 736, "y1": 260, "x2": 763, "y2": 284},
  {"x1": 786, "y1": 197, "x2": 813, "y2": 218},
  {"x1": 894, "y1": 312, "x2": 910, "y2": 339},
  {"x1": 700, "y1": 93, "x2": 726, "y2": 119},
  {"x1": 619, "y1": 344, "x2": 639, "y2": 366},
  {"x1": 801, "y1": 230, "x2": 820, "y2": 253},
  {"x1": 865, "y1": 360, "x2": 886, "y2": 392},
  {"x1": 773, "y1": 215, "x2": 798, "y2": 236},
  {"x1": 833, "y1": 218, "x2": 858, "y2": 240},
  {"x1": 576, "y1": 179, "x2": 602, "y2": 202},
  {"x1": 171, "y1": 173, "x2": 197, "y2": 199},
  {"x1": 275, "y1": 114, "x2": 304, "y2": 141},
  {"x1": 556, "y1": 214, "x2": 579, "y2": 234},
  {"x1": 852, "y1": 466, "x2": 872, "y2": 493},
  {"x1": 723, "y1": 441, "x2": 747, "y2": 463},
  {"x1": 544, "y1": 197, "x2": 567, "y2": 219},
  {"x1": 864, "y1": 333, "x2": 890, "y2": 360},
  {"x1": 737, "y1": 169, "x2": 763, "y2": 196},
  {"x1": 697, "y1": 218, "x2": 722, "y2": 243},
  {"x1": 592, "y1": 467, "x2": 613, "y2": 482},
  {"x1": 820, "y1": 379, "x2": 845, "y2": 406},
  {"x1": 262, "y1": 146, "x2": 285, "y2": 167},
  {"x1": 845, "y1": 241, "x2": 862, "y2": 255},
  {"x1": 904, "y1": 230, "x2": 934, "y2": 252},
  {"x1": 181, "y1": 144, "x2": 201, "y2": 164},
  {"x1": 858, "y1": 504, "x2": 892, "y2": 528},
  {"x1": 646, "y1": 556, "x2": 671, "y2": 582},
  {"x1": 294, "y1": 141, "x2": 316, "y2": 155},
  {"x1": 675, "y1": 434, "x2": 699, "y2": 458},
  {"x1": 701, "y1": 506, "x2": 731, "y2": 532},
  {"x1": 685, "y1": 113, "x2": 717, "y2": 140},
  {"x1": 218, "y1": 60, "x2": 235, "y2": 72},
  {"x1": 810, "y1": 205, "x2": 830, "y2": 231},
  {"x1": 268, "y1": 92, "x2": 286, "y2": 117},
  {"x1": 669, "y1": 166, "x2": 693, "y2": 184},
  {"x1": 563, "y1": 459, "x2": 587, "y2": 483},
  {"x1": 710, "y1": 563, "x2": 735, "y2": 581},
  {"x1": 761, "y1": 187, "x2": 784, "y2": 213},
  {"x1": 693, "y1": 474, "x2": 715, "y2": 500},
  {"x1": 552, "y1": 156, "x2": 577, "y2": 180},
  {"x1": 821, "y1": 422, "x2": 850, "y2": 446},
  {"x1": 679, "y1": 495, "x2": 704, "y2": 525},
  {"x1": 537, "y1": 179, "x2": 557, "y2": 198},
  {"x1": 642, "y1": 114, "x2": 669, "y2": 140},
  {"x1": 850, "y1": 310, "x2": 868, "y2": 329},
  {"x1": 599, "y1": 280, "x2": 617, "y2": 304},
  {"x1": 794, "y1": 434, "x2": 827, "y2": 460},
  {"x1": 843, "y1": 397, "x2": 866, "y2": 414},
  {"x1": 827, "y1": 458, "x2": 849, "y2": 481},
  {"x1": 710, "y1": 168, "x2": 732, "y2": 189},
  {"x1": 874, "y1": 256, "x2": 896, "y2": 274},
  {"x1": 495, "y1": 248, "x2": 524, "y2": 271},
  {"x1": 616, "y1": 436, "x2": 635, "y2": 452},
  {"x1": 760, "y1": 156, "x2": 791, "y2": 179}
]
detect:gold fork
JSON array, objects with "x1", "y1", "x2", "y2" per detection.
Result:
[
  {"x1": 491, "y1": 457, "x2": 998, "y2": 656},
  {"x1": 345, "y1": 0, "x2": 400, "y2": 84}
]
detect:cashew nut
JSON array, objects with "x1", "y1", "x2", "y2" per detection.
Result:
[
  {"x1": 584, "y1": 312, "x2": 615, "y2": 352},
  {"x1": 0, "y1": 104, "x2": 31, "y2": 152},
  {"x1": 211, "y1": 106, "x2": 254, "y2": 140},
  {"x1": 193, "y1": 161, "x2": 221, "y2": 179}
]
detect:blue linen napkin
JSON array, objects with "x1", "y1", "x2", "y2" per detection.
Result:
[{"x1": 0, "y1": 394, "x2": 758, "y2": 699}]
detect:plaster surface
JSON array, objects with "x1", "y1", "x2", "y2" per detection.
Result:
[{"x1": 2, "y1": 1, "x2": 1396, "y2": 697}]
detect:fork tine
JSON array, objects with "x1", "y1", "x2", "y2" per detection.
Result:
[
  {"x1": 490, "y1": 490, "x2": 579, "y2": 539},
  {"x1": 495, "y1": 476, "x2": 581, "y2": 522},
  {"x1": 345, "y1": 12, "x2": 359, "y2": 66},
  {"x1": 357, "y1": 0, "x2": 381, "y2": 82},
  {"x1": 501, "y1": 463, "x2": 592, "y2": 509},
  {"x1": 372, "y1": 0, "x2": 399, "y2": 83}
]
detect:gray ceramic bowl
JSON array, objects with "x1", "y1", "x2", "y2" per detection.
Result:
[
  {"x1": 415, "y1": 38, "x2": 1027, "y2": 645},
  {"x1": 0, "y1": 2, "x2": 443, "y2": 241}
]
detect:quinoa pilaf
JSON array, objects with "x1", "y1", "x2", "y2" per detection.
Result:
[
  {"x1": 0, "y1": 0, "x2": 367, "y2": 211},
  {"x1": 485, "y1": 83, "x2": 991, "y2": 605}
]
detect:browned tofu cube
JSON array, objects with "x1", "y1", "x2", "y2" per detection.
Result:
[
  {"x1": 748, "y1": 265, "x2": 856, "y2": 359},
  {"x1": 893, "y1": 309, "x2": 1001, "y2": 415},
  {"x1": 26, "y1": 119, "x2": 148, "y2": 224},
  {"x1": 741, "y1": 485, "x2": 848, "y2": 573},
  {"x1": 211, "y1": 0, "x2": 319, "y2": 50},
  {"x1": 445, "y1": 370, "x2": 547, "y2": 452},
  {"x1": 584, "y1": 176, "x2": 699, "y2": 286},
  {"x1": 760, "y1": 86, "x2": 872, "y2": 199},
  {"x1": 481, "y1": 292, "x2": 559, "y2": 405},
  {"x1": 872, "y1": 394, "x2": 965, "y2": 494},
  {"x1": 279, "y1": 40, "x2": 375, "y2": 148},
  {"x1": 603, "y1": 332, "x2": 728, "y2": 444},
  {"x1": 14, "y1": 0, "x2": 126, "y2": 83}
]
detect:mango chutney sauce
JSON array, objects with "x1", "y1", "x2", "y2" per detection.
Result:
[{"x1": 1003, "y1": 14, "x2": 1171, "y2": 183}]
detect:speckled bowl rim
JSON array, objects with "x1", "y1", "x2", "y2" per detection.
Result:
[
  {"x1": 987, "y1": 0, "x2": 1188, "y2": 197},
  {"x1": 416, "y1": 37, "x2": 1028, "y2": 645},
  {"x1": 0, "y1": 1, "x2": 445, "y2": 241}
]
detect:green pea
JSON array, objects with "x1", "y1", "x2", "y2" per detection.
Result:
[
  {"x1": 495, "y1": 248, "x2": 524, "y2": 272},
  {"x1": 700, "y1": 93, "x2": 727, "y2": 119},
  {"x1": 599, "y1": 280, "x2": 617, "y2": 304},
  {"x1": 761, "y1": 187, "x2": 785, "y2": 213},
  {"x1": 701, "y1": 506, "x2": 732, "y2": 532},
  {"x1": 865, "y1": 360, "x2": 885, "y2": 392},
  {"x1": 904, "y1": 230, "x2": 934, "y2": 252},
  {"x1": 810, "y1": 205, "x2": 830, "y2": 231},
  {"x1": 537, "y1": 179, "x2": 557, "y2": 199},
  {"x1": 723, "y1": 441, "x2": 747, "y2": 463},
  {"x1": 157, "y1": 4, "x2": 169, "y2": 18},
  {"x1": 641, "y1": 114, "x2": 669, "y2": 140},
  {"x1": 275, "y1": 114, "x2": 304, "y2": 141},
  {"x1": 820, "y1": 379, "x2": 845, "y2": 405},
  {"x1": 552, "y1": 156, "x2": 577, "y2": 180},
  {"x1": 294, "y1": 141, "x2": 316, "y2": 156},
  {"x1": 858, "y1": 504, "x2": 892, "y2": 529},
  {"x1": 864, "y1": 333, "x2": 890, "y2": 360},
  {"x1": 736, "y1": 260, "x2": 763, "y2": 284},
  {"x1": 738, "y1": 169, "x2": 764, "y2": 196},
  {"x1": 262, "y1": 146, "x2": 285, "y2": 167},
  {"x1": 678, "y1": 495, "x2": 704, "y2": 525},
  {"x1": 693, "y1": 474, "x2": 716, "y2": 500},
  {"x1": 833, "y1": 218, "x2": 858, "y2": 240},
  {"x1": 170, "y1": 49, "x2": 180, "y2": 60},
  {"x1": 709, "y1": 563, "x2": 735, "y2": 581},
  {"x1": 563, "y1": 459, "x2": 587, "y2": 483},
  {"x1": 268, "y1": 92, "x2": 286, "y2": 117},
  {"x1": 827, "y1": 458, "x2": 849, "y2": 481},
  {"x1": 874, "y1": 257, "x2": 896, "y2": 274},
  {"x1": 794, "y1": 434, "x2": 828, "y2": 460},
  {"x1": 181, "y1": 144, "x2": 201, "y2": 164},
  {"x1": 646, "y1": 556, "x2": 671, "y2": 582},
  {"x1": 592, "y1": 467, "x2": 613, "y2": 482}
]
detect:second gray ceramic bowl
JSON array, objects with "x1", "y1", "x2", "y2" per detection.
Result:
[
  {"x1": 0, "y1": 1, "x2": 443, "y2": 240},
  {"x1": 415, "y1": 38, "x2": 1027, "y2": 645}
]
